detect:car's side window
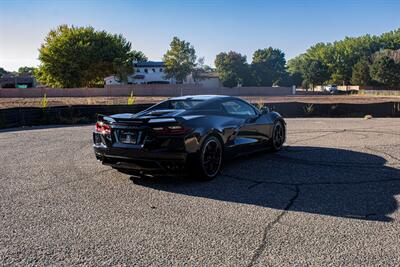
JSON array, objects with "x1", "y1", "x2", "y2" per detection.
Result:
[{"x1": 221, "y1": 100, "x2": 257, "y2": 116}]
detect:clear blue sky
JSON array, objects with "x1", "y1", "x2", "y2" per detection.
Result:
[{"x1": 1, "y1": 0, "x2": 399, "y2": 71}]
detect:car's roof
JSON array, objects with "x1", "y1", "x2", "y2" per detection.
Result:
[{"x1": 169, "y1": 95, "x2": 231, "y2": 101}]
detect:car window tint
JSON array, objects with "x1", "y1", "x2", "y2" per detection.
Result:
[
  {"x1": 169, "y1": 100, "x2": 204, "y2": 110},
  {"x1": 221, "y1": 100, "x2": 256, "y2": 116}
]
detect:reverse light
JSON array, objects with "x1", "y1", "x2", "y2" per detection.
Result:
[{"x1": 95, "y1": 121, "x2": 111, "y2": 135}]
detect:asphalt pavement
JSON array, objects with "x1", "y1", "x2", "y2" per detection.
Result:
[{"x1": 1, "y1": 118, "x2": 400, "y2": 266}]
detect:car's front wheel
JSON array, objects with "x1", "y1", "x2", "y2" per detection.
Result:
[
  {"x1": 271, "y1": 121, "x2": 285, "y2": 151},
  {"x1": 194, "y1": 135, "x2": 223, "y2": 180}
]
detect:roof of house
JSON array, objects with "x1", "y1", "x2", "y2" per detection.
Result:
[{"x1": 134, "y1": 61, "x2": 164, "y2": 68}]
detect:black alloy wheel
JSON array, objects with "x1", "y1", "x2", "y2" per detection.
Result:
[
  {"x1": 198, "y1": 136, "x2": 223, "y2": 180},
  {"x1": 271, "y1": 121, "x2": 285, "y2": 151}
]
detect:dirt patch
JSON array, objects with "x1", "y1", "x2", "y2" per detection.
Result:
[{"x1": 0, "y1": 95, "x2": 399, "y2": 109}]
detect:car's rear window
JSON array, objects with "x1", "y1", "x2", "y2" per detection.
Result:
[{"x1": 169, "y1": 100, "x2": 204, "y2": 109}]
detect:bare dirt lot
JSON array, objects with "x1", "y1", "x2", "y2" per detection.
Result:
[
  {"x1": 0, "y1": 95, "x2": 399, "y2": 109},
  {"x1": 1, "y1": 118, "x2": 399, "y2": 265}
]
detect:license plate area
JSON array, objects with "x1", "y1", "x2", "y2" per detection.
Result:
[{"x1": 118, "y1": 129, "x2": 140, "y2": 144}]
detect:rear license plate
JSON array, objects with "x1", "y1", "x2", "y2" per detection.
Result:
[{"x1": 119, "y1": 130, "x2": 139, "y2": 144}]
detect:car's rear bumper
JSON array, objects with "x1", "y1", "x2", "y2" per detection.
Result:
[{"x1": 93, "y1": 143, "x2": 190, "y2": 175}]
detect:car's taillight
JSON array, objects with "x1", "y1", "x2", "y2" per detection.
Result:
[
  {"x1": 95, "y1": 121, "x2": 111, "y2": 135},
  {"x1": 152, "y1": 125, "x2": 192, "y2": 135}
]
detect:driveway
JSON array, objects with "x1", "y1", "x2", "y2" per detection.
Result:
[{"x1": 1, "y1": 118, "x2": 399, "y2": 266}]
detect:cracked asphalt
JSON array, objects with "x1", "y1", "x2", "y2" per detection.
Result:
[{"x1": 1, "y1": 118, "x2": 400, "y2": 266}]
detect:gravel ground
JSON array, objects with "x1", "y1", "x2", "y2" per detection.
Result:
[{"x1": 0, "y1": 118, "x2": 399, "y2": 266}]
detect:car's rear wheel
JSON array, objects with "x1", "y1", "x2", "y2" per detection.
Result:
[
  {"x1": 194, "y1": 135, "x2": 223, "y2": 180},
  {"x1": 271, "y1": 121, "x2": 285, "y2": 151}
]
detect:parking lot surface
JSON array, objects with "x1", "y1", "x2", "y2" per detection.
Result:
[{"x1": 1, "y1": 118, "x2": 400, "y2": 266}]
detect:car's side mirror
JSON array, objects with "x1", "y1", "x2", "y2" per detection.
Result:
[{"x1": 261, "y1": 106, "x2": 270, "y2": 114}]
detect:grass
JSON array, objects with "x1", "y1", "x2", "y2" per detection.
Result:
[
  {"x1": 41, "y1": 94, "x2": 48, "y2": 109},
  {"x1": 303, "y1": 103, "x2": 315, "y2": 115},
  {"x1": 127, "y1": 91, "x2": 136, "y2": 105}
]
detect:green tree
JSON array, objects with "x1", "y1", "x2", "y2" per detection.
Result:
[
  {"x1": 0, "y1": 67, "x2": 8, "y2": 78},
  {"x1": 251, "y1": 47, "x2": 287, "y2": 86},
  {"x1": 191, "y1": 57, "x2": 208, "y2": 83},
  {"x1": 302, "y1": 59, "x2": 330, "y2": 89},
  {"x1": 162, "y1": 37, "x2": 196, "y2": 83},
  {"x1": 18, "y1": 66, "x2": 36, "y2": 75},
  {"x1": 287, "y1": 54, "x2": 306, "y2": 74},
  {"x1": 215, "y1": 51, "x2": 250, "y2": 87},
  {"x1": 131, "y1": 51, "x2": 148, "y2": 62},
  {"x1": 290, "y1": 29, "x2": 400, "y2": 85},
  {"x1": 379, "y1": 29, "x2": 400, "y2": 50},
  {"x1": 287, "y1": 54, "x2": 307, "y2": 87},
  {"x1": 35, "y1": 25, "x2": 143, "y2": 88},
  {"x1": 370, "y1": 56, "x2": 400, "y2": 87},
  {"x1": 114, "y1": 50, "x2": 147, "y2": 83},
  {"x1": 350, "y1": 58, "x2": 371, "y2": 85},
  {"x1": 281, "y1": 72, "x2": 303, "y2": 87}
]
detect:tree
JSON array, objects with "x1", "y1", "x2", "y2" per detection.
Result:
[
  {"x1": 0, "y1": 67, "x2": 8, "y2": 78},
  {"x1": 131, "y1": 50, "x2": 148, "y2": 62},
  {"x1": 35, "y1": 25, "x2": 143, "y2": 88},
  {"x1": 282, "y1": 72, "x2": 303, "y2": 87},
  {"x1": 370, "y1": 56, "x2": 400, "y2": 87},
  {"x1": 287, "y1": 54, "x2": 307, "y2": 87},
  {"x1": 302, "y1": 59, "x2": 330, "y2": 89},
  {"x1": 251, "y1": 47, "x2": 287, "y2": 86},
  {"x1": 287, "y1": 54, "x2": 306, "y2": 74},
  {"x1": 111, "y1": 50, "x2": 147, "y2": 83},
  {"x1": 18, "y1": 66, "x2": 36, "y2": 75},
  {"x1": 191, "y1": 57, "x2": 207, "y2": 83},
  {"x1": 288, "y1": 28, "x2": 400, "y2": 86},
  {"x1": 163, "y1": 37, "x2": 196, "y2": 83},
  {"x1": 351, "y1": 58, "x2": 371, "y2": 85},
  {"x1": 215, "y1": 51, "x2": 250, "y2": 87}
]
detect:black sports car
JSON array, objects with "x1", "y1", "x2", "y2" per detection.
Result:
[{"x1": 93, "y1": 95, "x2": 286, "y2": 180}]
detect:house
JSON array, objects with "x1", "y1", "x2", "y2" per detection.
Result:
[
  {"x1": 184, "y1": 72, "x2": 221, "y2": 88},
  {"x1": 104, "y1": 61, "x2": 174, "y2": 85},
  {"x1": 131, "y1": 61, "x2": 174, "y2": 84},
  {"x1": 104, "y1": 61, "x2": 220, "y2": 88},
  {"x1": 104, "y1": 75, "x2": 121, "y2": 85}
]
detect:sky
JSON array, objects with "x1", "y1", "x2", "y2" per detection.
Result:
[{"x1": 0, "y1": 0, "x2": 399, "y2": 71}]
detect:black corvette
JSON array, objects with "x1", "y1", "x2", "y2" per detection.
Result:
[{"x1": 93, "y1": 95, "x2": 286, "y2": 180}]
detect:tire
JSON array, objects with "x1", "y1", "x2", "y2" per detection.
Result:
[
  {"x1": 270, "y1": 120, "x2": 285, "y2": 151},
  {"x1": 193, "y1": 135, "x2": 223, "y2": 181}
]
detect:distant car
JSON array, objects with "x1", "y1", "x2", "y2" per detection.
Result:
[
  {"x1": 325, "y1": 84, "x2": 339, "y2": 94},
  {"x1": 93, "y1": 95, "x2": 286, "y2": 180}
]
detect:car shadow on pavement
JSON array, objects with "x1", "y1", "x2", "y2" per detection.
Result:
[{"x1": 130, "y1": 146, "x2": 400, "y2": 222}]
